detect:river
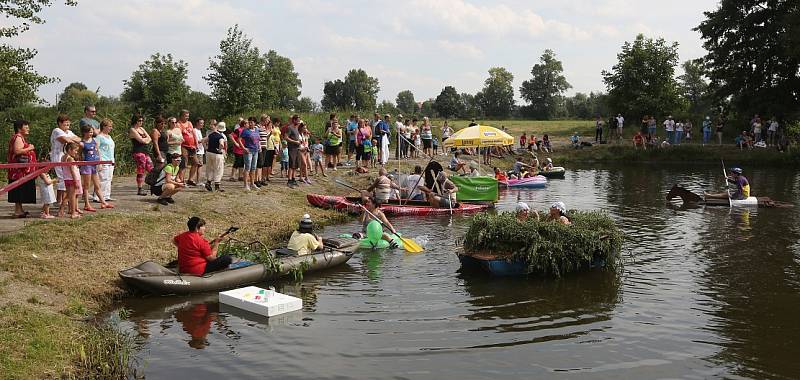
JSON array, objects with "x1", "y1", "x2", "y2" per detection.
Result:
[{"x1": 116, "y1": 164, "x2": 800, "y2": 379}]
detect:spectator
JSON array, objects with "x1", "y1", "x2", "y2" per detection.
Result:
[
  {"x1": 346, "y1": 114, "x2": 358, "y2": 164},
  {"x1": 204, "y1": 121, "x2": 227, "y2": 192},
  {"x1": 647, "y1": 116, "x2": 657, "y2": 140},
  {"x1": 441, "y1": 120, "x2": 453, "y2": 145},
  {"x1": 284, "y1": 115, "x2": 302, "y2": 188},
  {"x1": 95, "y1": 118, "x2": 116, "y2": 202},
  {"x1": 685, "y1": 120, "x2": 693, "y2": 141},
  {"x1": 176, "y1": 110, "x2": 197, "y2": 185},
  {"x1": 79, "y1": 105, "x2": 100, "y2": 136},
  {"x1": 595, "y1": 116, "x2": 603, "y2": 143},
  {"x1": 229, "y1": 120, "x2": 245, "y2": 182},
  {"x1": 7, "y1": 120, "x2": 37, "y2": 218},
  {"x1": 192, "y1": 118, "x2": 205, "y2": 185},
  {"x1": 130, "y1": 114, "x2": 154, "y2": 196},
  {"x1": 50, "y1": 114, "x2": 81, "y2": 206},
  {"x1": 633, "y1": 131, "x2": 646, "y2": 150},
  {"x1": 150, "y1": 116, "x2": 168, "y2": 163},
  {"x1": 616, "y1": 114, "x2": 624, "y2": 139},
  {"x1": 663, "y1": 116, "x2": 675, "y2": 143},
  {"x1": 541, "y1": 134, "x2": 552, "y2": 153},
  {"x1": 153, "y1": 153, "x2": 185, "y2": 205},
  {"x1": 767, "y1": 117, "x2": 779, "y2": 147},
  {"x1": 716, "y1": 119, "x2": 724, "y2": 145},
  {"x1": 79, "y1": 123, "x2": 113, "y2": 211},
  {"x1": 674, "y1": 120, "x2": 684, "y2": 145},
  {"x1": 702, "y1": 116, "x2": 712, "y2": 146},
  {"x1": 519, "y1": 133, "x2": 527, "y2": 149},
  {"x1": 239, "y1": 117, "x2": 261, "y2": 191},
  {"x1": 325, "y1": 119, "x2": 342, "y2": 170}
]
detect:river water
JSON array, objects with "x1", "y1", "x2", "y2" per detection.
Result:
[{"x1": 116, "y1": 164, "x2": 800, "y2": 379}]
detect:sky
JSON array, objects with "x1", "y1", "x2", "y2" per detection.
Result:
[{"x1": 11, "y1": 0, "x2": 720, "y2": 106}]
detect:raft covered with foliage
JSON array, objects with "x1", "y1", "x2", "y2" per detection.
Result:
[{"x1": 463, "y1": 211, "x2": 624, "y2": 277}]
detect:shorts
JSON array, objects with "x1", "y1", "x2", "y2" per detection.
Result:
[
  {"x1": 347, "y1": 140, "x2": 357, "y2": 154},
  {"x1": 262, "y1": 149, "x2": 276, "y2": 167},
  {"x1": 324, "y1": 144, "x2": 341, "y2": 155},
  {"x1": 132, "y1": 152, "x2": 153, "y2": 175},
  {"x1": 181, "y1": 147, "x2": 198, "y2": 166},
  {"x1": 423, "y1": 139, "x2": 432, "y2": 149},
  {"x1": 439, "y1": 195, "x2": 454, "y2": 208},
  {"x1": 288, "y1": 149, "x2": 300, "y2": 169},
  {"x1": 195, "y1": 153, "x2": 204, "y2": 166},
  {"x1": 244, "y1": 150, "x2": 259, "y2": 172},
  {"x1": 280, "y1": 161, "x2": 288, "y2": 171},
  {"x1": 64, "y1": 179, "x2": 79, "y2": 189},
  {"x1": 233, "y1": 153, "x2": 244, "y2": 168},
  {"x1": 150, "y1": 185, "x2": 163, "y2": 196},
  {"x1": 257, "y1": 149, "x2": 268, "y2": 168},
  {"x1": 79, "y1": 164, "x2": 97, "y2": 176}
]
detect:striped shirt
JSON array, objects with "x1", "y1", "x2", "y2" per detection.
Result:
[{"x1": 259, "y1": 127, "x2": 270, "y2": 150}]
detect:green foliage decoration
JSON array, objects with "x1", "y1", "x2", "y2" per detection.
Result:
[{"x1": 463, "y1": 211, "x2": 624, "y2": 277}]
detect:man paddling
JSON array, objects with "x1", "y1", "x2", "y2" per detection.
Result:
[{"x1": 705, "y1": 167, "x2": 751, "y2": 200}]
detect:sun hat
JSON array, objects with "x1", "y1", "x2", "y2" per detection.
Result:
[
  {"x1": 299, "y1": 214, "x2": 313, "y2": 230},
  {"x1": 216, "y1": 121, "x2": 226, "y2": 132},
  {"x1": 550, "y1": 201, "x2": 567, "y2": 214},
  {"x1": 546, "y1": 158, "x2": 552, "y2": 163},
  {"x1": 516, "y1": 202, "x2": 530, "y2": 212}
]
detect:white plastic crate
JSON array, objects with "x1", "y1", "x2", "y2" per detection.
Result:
[{"x1": 218, "y1": 286, "x2": 302, "y2": 317}]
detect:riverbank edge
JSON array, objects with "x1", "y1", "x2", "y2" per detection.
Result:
[
  {"x1": 542, "y1": 144, "x2": 800, "y2": 166},
  {"x1": 0, "y1": 175, "x2": 365, "y2": 378}
]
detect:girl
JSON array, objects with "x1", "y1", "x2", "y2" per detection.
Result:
[
  {"x1": 59, "y1": 142, "x2": 82, "y2": 218},
  {"x1": 298, "y1": 123, "x2": 312, "y2": 184},
  {"x1": 355, "y1": 119, "x2": 372, "y2": 170},
  {"x1": 80, "y1": 124, "x2": 113, "y2": 211},
  {"x1": 420, "y1": 117, "x2": 433, "y2": 157},
  {"x1": 96, "y1": 119, "x2": 116, "y2": 202},
  {"x1": 311, "y1": 137, "x2": 325, "y2": 177},
  {"x1": 325, "y1": 120, "x2": 342, "y2": 170},
  {"x1": 150, "y1": 116, "x2": 168, "y2": 163},
  {"x1": 131, "y1": 114, "x2": 153, "y2": 196},
  {"x1": 36, "y1": 172, "x2": 56, "y2": 219}
]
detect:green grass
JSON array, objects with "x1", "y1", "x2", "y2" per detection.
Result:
[{"x1": 432, "y1": 119, "x2": 595, "y2": 138}]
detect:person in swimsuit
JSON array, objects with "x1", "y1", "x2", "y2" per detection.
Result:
[
  {"x1": 366, "y1": 167, "x2": 403, "y2": 204},
  {"x1": 547, "y1": 201, "x2": 571, "y2": 225},
  {"x1": 359, "y1": 196, "x2": 399, "y2": 247},
  {"x1": 419, "y1": 171, "x2": 458, "y2": 208}
]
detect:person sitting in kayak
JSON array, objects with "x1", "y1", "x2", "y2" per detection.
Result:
[
  {"x1": 287, "y1": 214, "x2": 323, "y2": 255},
  {"x1": 510, "y1": 157, "x2": 532, "y2": 179},
  {"x1": 419, "y1": 171, "x2": 459, "y2": 208},
  {"x1": 449, "y1": 152, "x2": 467, "y2": 174},
  {"x1": 360, "y1": 196, "x2": 399, "y2": 247},
  {"x1": 704, "y1": 167, "x2": 751, "y2": 200},
  {"x1": 494, "y1": 167, "x2": 508, "y2": 181},
  {"x1": 547, "y1": 201, "x2": 571, "y2": 225},
  {"x1": 516, "y1": 202, "x2": 539, "y2": 221},
  {"x1": 366, "y1": 167, "x2": 403, "y2": 204},
  {"x1": 174, "y1": 216, "x2": 233, "y2": 275},
  {"x1": 542, "y1": 158, "x2": 554, "y2": 171},
  {"x1": 467, "y1": 161, "x2": 480, "y2": 177}
]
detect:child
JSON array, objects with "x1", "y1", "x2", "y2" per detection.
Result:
[
  {"x1": 36, "y1": 172, "x2": 56, "y2": 219},
  {"x1": 79, "y1": 124, "x2": 113, "y2": 211},
  {"x1": 432, "y1": 136, "x2": 439, "y2": 155},
  {"x1": 311, "y1": 137, "x2": 325, "y2": 177},
  {"x1": 414, "y1": 132, "x2": 422, "y2": 158},
  {"x1": 59, "y1": 142, "x2": 82, "y2": 218},
  {"x1": 280, "y1": 140, "x2": 289, "y2": 178},
  {"x1": 370, "y1": 138, "x2": 379, "y2": 168}
]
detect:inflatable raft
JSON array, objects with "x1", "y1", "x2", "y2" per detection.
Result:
[
  {"x1": 306, "y1": 194, "x2": 491, "y2": 216},
  {"x1": 498, "y1": 176, "x2": 547, "y2": 189},
  {"x1": 119, "y1": 237, "x2": 358, "y2": 296},
  {"x1": 539, "y1": 167, "x2": 566, "y2": 179}
]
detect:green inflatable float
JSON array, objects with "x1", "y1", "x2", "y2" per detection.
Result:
[{"x1": 340, "y1": 220, "x2": 404, "y2": 250}]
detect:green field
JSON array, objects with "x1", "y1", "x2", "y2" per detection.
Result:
[{"x1": 430, "y1": 119, "x2": 595, "y2": 138}]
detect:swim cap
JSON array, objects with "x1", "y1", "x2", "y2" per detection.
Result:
[
  {"x1": 516, "y1": 202, "x2": 530, "y2": 212},
  {"x1": 299, "y1": 214, "x2": 313, "y2": 229},
  {"x1": 550, "y1": 201, "x2": 567, "y2": 214},
  {"x1": 546, "y1": 158, "x2": 552, "y2": 163},
  {"x1": 731, "y1": 167, "x2": 743, "y2": 174}
]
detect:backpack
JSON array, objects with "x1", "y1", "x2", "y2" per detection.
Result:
[{"x1": 144, "y1": 162, "x2": 166, "y2": 187}]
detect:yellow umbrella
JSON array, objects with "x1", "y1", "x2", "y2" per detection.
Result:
[{"x1": 443, "y1": 125, "x2": 514, "y2": 148}]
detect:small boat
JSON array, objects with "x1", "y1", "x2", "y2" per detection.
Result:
[
  {"x1": 119, "y1": 237, "x2": 358, "y2": 296},
  {"x1": 539, "y1": 167, "x2": 566, "y2": 179},
  {"x1": 306, "y1": 194, "x2": 491, "y2": 216},
  {"x1": 457, "y1": 251, "x2": 606, "y2": 276},
  {"x1": 666, "y1": 184, "x2": 792, "y2": 208},
  {"x1": 498, "y1": 176, "x2": 547, "y2": 189}
]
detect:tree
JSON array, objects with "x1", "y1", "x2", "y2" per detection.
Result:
[
  {"x1": 121, "y1": 53, "x2": 190, "y2": 117},
  {"x1": 602, "y1": 34, "x2": 683, "y2": 119},
  {"x1": 0, "y1": 45, "x2": 56, "y2": 109},
  {"x1": 420, "y1": 99, "x2": 437, "y2": 117},
  {"x1": 433, "y1": 86, "x2": 463, "y2": 118},
  {"x1": 519, "y1": 49, "x2": 571, "y2": 119},
  {"x1": 293, "y1": 97, "x2": 317, "y2": 113},
  {"x1": 259, "y1": 50, "x2": 301, "y2": 109},
  {"x1": 564, "y1": 93, "x2": 590, "y2": 119},
  {"x1": 1, "y1": 0, "x2": 77, "y2": 38},
  {"x1": 321, "y1": 69, "x2": 380, "y2": 111},
  {"x1": 459, "y1": 92, "x2": 481, "y2": 119},
  {"x1": 478, "y1": 67, "x2": 515, "y2": 118},
  {"x1": 56, "y1": 82, "x2": 97, "y2": 112},
  {"x1": 677, "y1": 59, "x2": 710, "y2": 118},
  {"x1": 376, "y1": 100, "x2": 398, "y2": 116},
  {"x1": 205, "y1": 25, "x2": 262, "y2": 116},
  {"x1": 344, "y1": 69, "x2": 379, "y2": 111},
  {"x1": 396, "y1": 90, "x2": 417, "y2": 115},
  {"x1": 695, "y1": 0, "x2": 800, "y2": 121}
]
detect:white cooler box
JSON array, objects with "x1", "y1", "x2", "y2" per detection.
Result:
[{"x1": 219, "y1": 286, "x2": 302, "y2": 317}]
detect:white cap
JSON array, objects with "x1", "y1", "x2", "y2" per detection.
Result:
[
  {"x1": 550, "y1": 201, "x2": 566, "y2": 214},
  {"x1": 516, "y1": 202, "x2": 530, "y2": 212},
  {"x1": 216, "y1": 121, "x2": 226, "y2": 131},
  {"x1": 546, "y1": 158, "x2": 552, "y2": 163}
]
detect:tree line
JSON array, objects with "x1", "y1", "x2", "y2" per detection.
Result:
[{"x1": 1, "y1": 1, "x2": 798, "y2": 127}]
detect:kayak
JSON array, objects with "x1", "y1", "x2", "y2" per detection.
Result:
[
  {"x1": 666, "y1": 184, "x2": 793, "y2": 208},
  {"x1": 539, "y1": 167, "x2": 566, "y2": 179},
  {"x1": 119, "y1": 237, "x2": 358, "y2": 296},
  {"x1": 306, "y1": 194, "x2": 491, "y2": 216},
  {"x1": 499, "y1": 176, "x2": 547, "y2": 189}
]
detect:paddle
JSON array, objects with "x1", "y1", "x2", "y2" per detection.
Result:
[
  {"x1": 721, "y1": 159, "x2": 732, "y2": 207},
  {"x1": 334, "y1": 178, "x2": 424, "y2": 253}
]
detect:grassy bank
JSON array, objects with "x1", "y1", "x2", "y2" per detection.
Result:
[{"x1": 0, "y1": 174, "x2": 355, "y2": 378}]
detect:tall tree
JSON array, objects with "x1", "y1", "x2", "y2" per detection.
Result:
[
  {"x1": 56, "y1": 81, "x2": 97, "y2": 112},
  {"x1": 433, "y1": 86, "x2": 463, "y2": 118},
  {"x1": 478, "y1": 67, "x2": 515, "y2": 118},
  {"x1": 293, "y1": 96, "x2": 317, "y2": 113},
  {"x1": 344, "y1": 69, "x2": 379, "y2": 111},
  {"x1": 205, "y1": 25, "x2": 262, "y2": 116},
  {"x1": 564, "y1": 92, "x2": 591, "y2": 119},
  {"x1": 519, "y1": 49, "x2": 572, "y2": 119},
  {"x1": 420, "y1": 98, "x2": 437, "y2": 117},
  {"x1": 1, "y1": 0, "x2": 77, "y2": 38},
  {"x1": 396, "y1": 90, "x2": 417, "y2": 115},
  {"x1": 321, "y1": 79, "x2": 347, "y2": 110},
  {"x1": 695, "y1": 0, "x2": 800, "y2": 120},
  {"x1": 259, "y1": 50, "x2": 301, "y2": 109},
  {"x1": 121, "y1": 53, "x2": 190, "y2": 117},
  {"x1": 602, "y1": 34, "x2": 682, "y2": 119},
  {"x1": 677, "y1": 59, "x2": 710, "y2": 118},
  {"x1": 376, "y1": 100, "x2": 398, "y2": 116},
  {"x1": 459, "y1": 92, "x2": 481, "y2": 119}
]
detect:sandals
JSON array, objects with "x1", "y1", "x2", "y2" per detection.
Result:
[
  {"x1": 13, "y1": 211, "x2": 29, "y2": 219},
  {"x1": 83, "y1": 207, "x2": 97, "y2": 212},
  {"x1": 101, "y1": 204, "x2": 115, "y2": 209}
]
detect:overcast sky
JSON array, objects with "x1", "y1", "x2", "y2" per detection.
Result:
[{"x1": 14, "y1": 0, "x2": 719, "y2": 106}]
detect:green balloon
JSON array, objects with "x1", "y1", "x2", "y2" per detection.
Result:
[{"x1": 366, "y1": 220, "x2": 383, "y2": 243}]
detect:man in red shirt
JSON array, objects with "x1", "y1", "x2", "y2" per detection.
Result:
[
  {"x1": 174, "y1": 217, "x2": 232, "y2": 275},
  {"x1": 177, "y1": 110, "x2": 198, "y2": 185}
]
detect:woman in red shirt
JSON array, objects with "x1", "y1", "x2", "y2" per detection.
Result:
[{"x1": 174, "y1": 217, "x2": 232, "y2": 275}]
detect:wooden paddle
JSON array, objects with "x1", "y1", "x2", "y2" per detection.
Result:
[
  {"x1": 721, "y1": 159, "x2": 732, "y2": 207},
  {"x1": 334, "y1": 178, "x2": 424, "y2": 253}
]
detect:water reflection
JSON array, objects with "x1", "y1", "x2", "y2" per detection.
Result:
[{"x1": 174, "y1": 303, "x2": 217, "y2": 349}]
